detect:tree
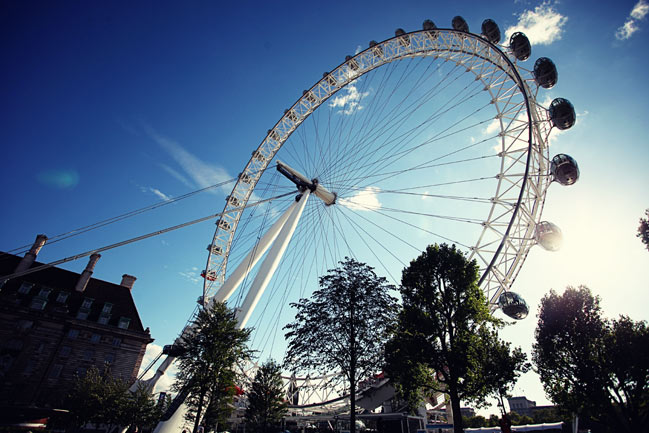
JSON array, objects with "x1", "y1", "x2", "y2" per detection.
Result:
[
  {"x1": 283, "y1": 258, "x2": 398, "y2": 433},
  {"x1": 533, "y1": 285, "x2": 649, "y2": 432},
  {"x1": 245, "y1": 360, "x2": 287, "y2": 433},
  {"x1": 385, "y1": 244, "x2": 529, "y2": 433},
  {"x1": 66, "y1": 366, "x2": 163, "y2": 432},
  {"x1": 174, "y1": 301, "x2": 252, "y2": 433},
  {"x1": 638, "y1": 208, "x2": 649, "y2": 251}
]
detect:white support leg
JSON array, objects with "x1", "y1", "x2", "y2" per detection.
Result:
[
  {"x1": 236, "y1": 190, "x2": 311, "y2": 328},
  {"x1": 211, "y1": 200, "x2": 299, "y2": 304}
]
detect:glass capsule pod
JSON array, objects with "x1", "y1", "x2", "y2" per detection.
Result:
[
  {"x1": 481, "y1": 19, "x2": 501, "y2": 44},
  {"x1": 452, "y1": 16, "x2": 469, "y2": 32},
  {"x1": 551, "y1": 154, "x2": 580, "y2": 186},
  {"x1": 423, "y1": 19, "x2": 437, "y2": 31},
  {"x1": 498, "y1": 291, "x2": 529, "y2": 320},
  {"x1": 534, "y1": 57, "x2": 558, "y2": 89},
  {"x1": 535, "y1": 221, "x2": 563, "y2": 251},
  {"x1": 510, "y1": 32, "x2": 531, "y2": 61},
  {"x1": 549, "y1": 98, "x2": 576, "y2": 130}
]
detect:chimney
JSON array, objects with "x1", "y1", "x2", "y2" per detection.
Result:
[
  {"x1": 75, "y1": 253, "x2": 101, "y2": 292},
  {"x1": 120, "y1": 274, "x2": 136, "y2": 290},
  {"x1": 15, "y1": 234, "x2": 48, "y2": 273}
]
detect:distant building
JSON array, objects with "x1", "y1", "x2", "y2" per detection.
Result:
[
  {"x1": 460, "y1": 407, "x2": 476, "y2": 418},
  {"x1": 0, "y1": 234, "x2": 153, "y2": 412},
  {"x1": 507, "y1": 396, "x2": 536, "y2": 417}
]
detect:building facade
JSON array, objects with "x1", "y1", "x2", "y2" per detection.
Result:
[
  {"x1": 507, "y1": 396, "x2": 537, "y2": 417},
  {"x1": 0, "y1": 235, "x2": 153, "y2": 411}
]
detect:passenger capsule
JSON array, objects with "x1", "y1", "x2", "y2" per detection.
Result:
[
  {"x1": 423, "y1": 19, "x2": 437, "y2": 31},
  {"x1": 549, "y1": 98, "x2": 576, "y2": 130},
  {"x1": 498, "y1": 291, "x2": 529, "y2": 320},
  {"x1": 533, "y1": 57, "x2": 558, "y2": 89},
  {"x1": 452, "y1": 16, "x2": 469, "y2": 32},
  {"x1": 395, "y1": 28, "x2": 410, "y2": 46},
  {"x1": 345, "y1": 55, "x2": 359, "y2": 71},
  {"x1": 551, "y1": 154, "x2": 580, "y2": 186},
  {"x1": 535, "y1": 221, "x2": 563, "y2": 251},
  {"x1": 510, "y1": 32, "x2": 531, "y2": 61},
  {"x1": 369, "y1": 40, "x2": 383, "y2": 57},
  {"x1": 481, "y1": 19, "x2": 501, "y2": 44}
]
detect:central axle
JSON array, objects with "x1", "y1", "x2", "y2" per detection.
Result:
[{"x1": 276, "y1": 160, "x2": 337, "y2": 205}]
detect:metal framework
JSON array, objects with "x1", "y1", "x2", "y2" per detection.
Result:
[{"x1": 204, "y1": 28, "x2": 552, "y2": 308}]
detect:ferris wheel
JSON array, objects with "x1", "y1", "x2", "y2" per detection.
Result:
[
  {"x1": 202, "y1": 16, "x2": 578, "y2": 330},
  {"x1": 155, "y1": 15, "x2": 579, "y2": 431}
]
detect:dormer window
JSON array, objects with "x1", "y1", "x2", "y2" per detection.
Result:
[
  {"x1": 18, "y1": 282, "x2": 33, "y2": 294},
  {"x1": 102, "y1": 302, "x2": 113, "y2": 314},
  {"x1": 38, "y1": 288, "x2": 51, "y2": 298},
  {"x1": 56, "y1": 292, "x2": 69, "y2": 303},
  {"x1": 81, "y1": 298, "x2": 94, "y2": 309}
]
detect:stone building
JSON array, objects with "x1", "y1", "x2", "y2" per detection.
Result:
[{"x1": 0, "y1": 235, "x2": 153, "y2": 413}]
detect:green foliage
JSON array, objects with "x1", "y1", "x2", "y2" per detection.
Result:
[
  {"x1": 533, "y1": 285, "x2": 649, "y2": 433},
  {"x1": 384, "y1": 244, "x2": 529, "y2": 433},
  {"x1": 284, "y1": 258, "x2": 398, "y2": 433},
  {"x1": 463, "y1": 415, "x2": 487, "y2": 427},
  {"x1": 245, "y1": 360, "x2": 287, "y2": 433},
  {"x1": 174, "y1": 301, "x2": 252, "y2": 433},
  {"x1": 638, "y1": 208, "x2": 649, "y2": 251},
  {"x1": 66, "y1": 366, "x2": 162, "y2": 431}
]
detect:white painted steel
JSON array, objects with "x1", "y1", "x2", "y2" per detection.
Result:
[{"x1": 236, "y1": 190, "x2": 311, "y2": 328}]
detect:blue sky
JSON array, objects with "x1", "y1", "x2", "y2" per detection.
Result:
[{"x1": 2, "y1": 0, "x2": 649, "y2": 413}]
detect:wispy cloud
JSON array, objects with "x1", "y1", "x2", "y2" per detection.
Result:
[
  {"x1": 140, "y1": 186, "x2": 172, "y2": 201},
  {"x1": 505, "y1": 2, "x2": 567, "y2": 45},
  {"x1": 157, "y1": 163, "x2": 193, "y2": 188},
  {"x1": 179, "y1": 267, "x2": 201, "y2": 285},
  {"x1": 339, "y1": 187, "x2": 382, "y2": 211},
  {"x1": 329, "y1": 85, "x2": 370, "y2": 115},
  {"x1": 616, "y1": 0, "x2": 648, "y2": 40},
  {"x1": 145, "y1": 126, "x2": 233, "y2": 193}
]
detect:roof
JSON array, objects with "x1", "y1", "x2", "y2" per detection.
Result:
[{"x1": 0, "y1": 252, "x2": 148, "y2": 335}]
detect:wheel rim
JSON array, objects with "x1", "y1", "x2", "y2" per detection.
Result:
[{"x1": 204, "y1": 28, "x2": 551, "y2": 366}]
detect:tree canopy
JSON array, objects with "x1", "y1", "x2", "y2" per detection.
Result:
[
  {"x1": 385, "y1": 243, "x2": 528, "y2": 433},
  {"x1": 283, "y1": 258, "x2": 398, "y2": 433},
  {"x1": 66, "y1": 366, "x2": 163, "y2": 432},
  {"x1": 533, "y1": 285, "x2": 649, "y2": 432},
  {"x1": 174, "y1": 301, "x2": 252, "y2": 433},
  {"x1": 245, "y1": 360, "x2": 287, "y2": 433}
]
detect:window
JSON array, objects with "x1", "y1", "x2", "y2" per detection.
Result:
[
  {"x1": 98, "y1": 314, "x2": 110, "y2": 325},
  {"x1": 82, "y1": 349, "x2": 94, "y2": 361},
  {"x1": 49, "y1": 364, "x2": 63, "y2": 379},
  {"x1": 90, "y1": 333, "x2": 101, "y2": 343},
  {"x1": 60, "y1": 346, "x2": 71, "y2": 357},
  {"x1": 30, "y1": 298, "x2": 47, "y2": 310},
  {"x1": 104, "y1": 353, "x2": 115, "y2": 364},
  {"x1": 81, "y1": 298, "x2": 94, "y2": 309},
  {"x1": 102, "y1": 302, "x2": 113, "y2": 314},
  {"x1": 18, "y1": 282, "x2": 33, "y2": 294},
  {"x1": 35, "y1": 342, "x2": 45, "y2": 353},
  {"x1": 67, "y1": 329, "x2": 79, "y2": 339},
  {"x1": 112, "y1": 337, "x2": 122, "y2": 347},
  {"x1": 75, "y1": 367, "x2": 87, "y2": 377},
  {"x1": 38, "y1": 288, "x2": 51, "y2": 298},
  {"x1": 16, "y1": 320, "x2": 33, "y2": 331},
  {"x1": 76, "y1": 310, "x2": 89, "y2": 320},
  {"x1": 56, "y1": 292, "x2": 69, "y2": 303},
  {"x1": 117, "y1": 317, "x2": 131, "y2": 330}
]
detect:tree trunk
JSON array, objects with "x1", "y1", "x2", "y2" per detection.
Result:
[
  {"x1": 448, "y1": 385, "x2": 463, "y2": 433},
  {"x1": 193, "y1": 390, "x2": 205, "y2": 433},
  {"x1": 350, "y1": 378, "x2": 356, "y2": 433}
]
